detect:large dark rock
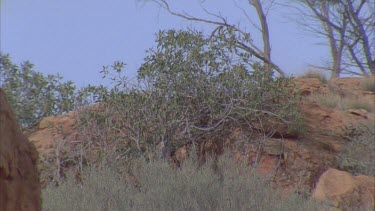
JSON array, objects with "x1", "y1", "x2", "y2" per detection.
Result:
[{"x1": 0, "y1": 88, "x2": 41, "y2": 211}]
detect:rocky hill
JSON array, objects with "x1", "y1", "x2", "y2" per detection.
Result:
[{"x1": 24, "y1": 77, "x2": 375, "y2": 210}]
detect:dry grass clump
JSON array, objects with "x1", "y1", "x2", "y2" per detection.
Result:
[
  {"x1": 306, "y1": 93, "x2": 374, "y2": 112},
  {"x1": 360, "y1": 77, "x2": 375, "y2": 92},
  {"x1": 343, "y1": 97, "x2": 375, "y2": 112},
  {"x1": 42, "y1": 151, "x2": 322, "y2": 211},
  {"x1": 339, "y1": 120, "x2": 375, "y2": 176},
  {"x1": 299, "y1": 70, "x2": 328, "y2": 84},
  {"x1": 306, "y1": 93, "x2": 341, "y2": 109}
]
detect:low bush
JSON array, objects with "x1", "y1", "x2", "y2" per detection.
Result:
[
  {"x1": 299, "y1": 70, "x2": 328, "y2": 84},
  {"x1": 43, "y1": 151, "x2": 322, "y2": 211},
  {"x1": 339, "y1": 120, "x2": 375, "y2": 176}
]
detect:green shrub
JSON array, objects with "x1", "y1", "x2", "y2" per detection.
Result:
[
  {"x1": 43, "y1": 151, "x2": 322, "y2": 211},
  {"x1": 37, "y1": 29, "x2": 304, "y2": 187},
  {"x1": 46, "y1": 30, "x2": 303, "y2": 187},
  {"x1": 299, "y1": 70, "x2": 328, "y2": 84},
  {"x1": 339, "y1": 120, "x2": 375, "y2": 176},
  {"x1": 92, "y1": 29, "x2": 303, "y2": 158},
  {"x1": 0, "y1": 53, "x2": 109, "y2": 128},
  {"x1": 0, "y1": 54, "x2": 75, "y2": 126}
]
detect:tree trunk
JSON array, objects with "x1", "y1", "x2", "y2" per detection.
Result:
[
  {"x1": 251, "y1": 0, "x2": 272, "y2": 73},
  {"x1": 322, "y1": 2, "x2": 341, "y2": 79},
  {"x1": 330, "y1": 59, "x2": 341, "y2": 79}
]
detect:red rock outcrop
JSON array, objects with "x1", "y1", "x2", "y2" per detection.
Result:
[
  {"x1": 0, "y1": 88, "x2": 41, "y2": 211},
  {"x1": 27, "y1": 110, "x2": 78, "y2": 157},
  {"x1": 295, "y1": 78, "x2": 329, "y2": 96},
  {"x1": 313, "y1": 168, "x2": 375, "y2": 209}
]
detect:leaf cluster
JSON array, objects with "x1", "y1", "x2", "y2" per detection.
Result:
[{"x1": 0, "y1": 53, "x2": 109, "y2": 128}]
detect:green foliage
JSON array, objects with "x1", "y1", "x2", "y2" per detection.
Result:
[
  {"x1": 0, "y1": 53, "x2": 109, "y2": 127},
  {"x1": 43, "y1": 151, "x2": 322, "y2": 211},
  {"x1": 43, "y1": 29, "x2": 303, "y2": 186},
  {"x1": 339, "y1": 120, "x2": 375, "y2": 176},
  {"x1": 92, "y1": 29, "x2": 302, "y2": 158},
  {"x1": 2, "y1": 29, "x2": 304, "y2": 206},
  {"x1": 0, "y1": 54, "x2": 73, "y2": 126}
]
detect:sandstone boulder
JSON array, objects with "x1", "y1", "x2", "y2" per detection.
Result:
[
  {"x1": 0, "y1": 88, "x2": 41, "y2": 211},
  {"x1": 312, "y1": 168, "x2": 375, "y2": 209}
]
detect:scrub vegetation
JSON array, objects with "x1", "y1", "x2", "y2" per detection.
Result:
[{"x1": 42, "y1": 151, "x2": 322, "y2": 211}]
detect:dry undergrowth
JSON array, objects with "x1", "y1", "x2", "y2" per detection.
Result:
[
  {"x1": 42, "y1": 151, "x2": 323, "y2": 211},
  {"x1": 306, "y1": 92, "x2": 374, "y2": 112},
  {"x1": 304, "y1": 77, "x2": 375, "y2": 113},
  {"x1": 339, "y1": 120, "x2": 375, "y2": 176},
  {"x1": 298, "y1": 70, "x2": 328, "y2": 84},
  {"x1": 360, "y1": 77, "x2": 375, "y2": 92}
]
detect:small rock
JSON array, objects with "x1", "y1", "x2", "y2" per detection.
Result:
[{"x1": 347, "y1": 109, "x2": 368, "y2": 118}]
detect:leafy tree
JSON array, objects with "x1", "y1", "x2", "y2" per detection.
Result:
[
  {"x1": 0, "y1": 53, "x2": 108, "y2": 128},
  {"x1": 96, "y1": 29, "x2": 302, "y2": 158}
]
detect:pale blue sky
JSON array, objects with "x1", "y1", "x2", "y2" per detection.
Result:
[{"x1": 1, "y1": 0, "x2": 329, "y2": 87}]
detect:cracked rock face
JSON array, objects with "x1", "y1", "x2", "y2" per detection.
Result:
[{"x1": 0, "y1": 88, "x2": 41, "y2": 211}]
